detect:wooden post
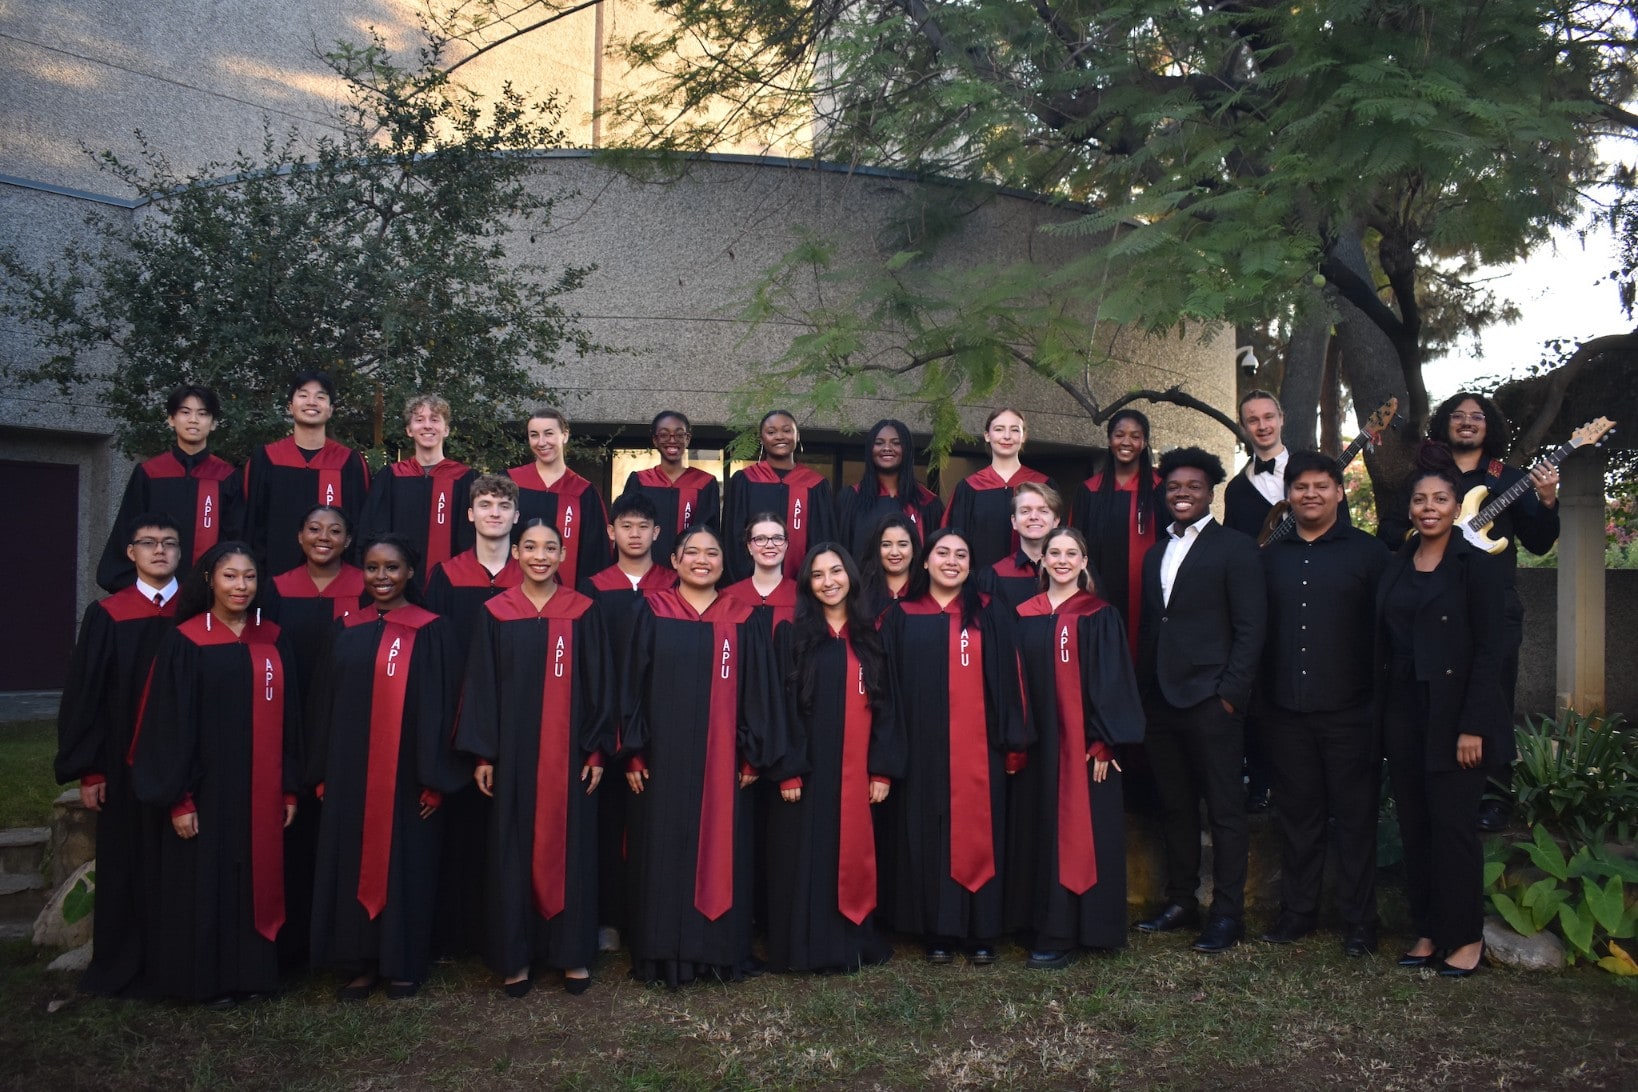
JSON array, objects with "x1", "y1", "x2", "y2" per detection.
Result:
[{"x1": 1556, "y1": 449, "x2": 1607, "y2": 713}]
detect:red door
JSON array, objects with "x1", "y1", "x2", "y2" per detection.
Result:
[{"x1": 0, "y1": 460, "x2": 79, "y2": 689}]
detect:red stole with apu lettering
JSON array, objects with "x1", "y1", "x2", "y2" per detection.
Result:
[
  {"x1": 261, "y1": 437, "x2": 359, "y2": 511},
  {"x1": 635, "y1": 465, "x2": 716, "y2": 537},
  {"x1": 142, "y1": 450, "x2": 237, "y2": 563},
  {"x1": 507, "y1": 466, "x2": 598, "y2": 587},
  {"x1": 836, "y1": 631, "x2": 878, "y2": 924},
  {"x1": 741, "y1": 461, "x2": 826, "y2": 581},
  {"x1": 345, "y1": 603, "x2": 438, "y2": 919},
  {"x1": 391, "y1": 460, "x2": 469, "y2": 569}
]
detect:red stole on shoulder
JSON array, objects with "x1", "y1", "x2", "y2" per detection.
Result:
[
  {"x1": 348, "y1": 604, "x2": 437, "y2": 919},
  {"x1": 144, "y1": 451, "x2": 236, "y2": 563},
  {"x1": 741, "y1": 461, "x2": 825, "y2": 579},
  {"x1": 838, "y1": 635, "x2": 877, "y2": 924},
  {"x1": 177, "y1": 614, "x2": 288, "y2": 939},
  {"x1": 392, "y1": 460, "x2": 468, "y2": 569},
  {"x1": 645, "y1": 590, "x2": 753, "y2": 920},
  {"x1": 273, "y1": 565, "x2": 366, "y2": 620},
  {"x1": 263, "y1": 437, "x2": 357, "y2": 510},
  {"x1": 636, "y1": 465, "x2": 710, "y2": 536}
]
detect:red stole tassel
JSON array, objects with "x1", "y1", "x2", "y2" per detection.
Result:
[
  {"x1": 947, "y1": 613, "x2": 995, "y2": 892},
  {"x1": 531, "y1": 620, "x2": 574, "y2": 919},
  {"x1": 838, "y1": 641, "x2": 877, "y2": 924},
  {"x1": 357, "y1": 622, "x2": 418, "y2": 918},
  {"x1": 247, "y1": 639, "x2": 287, "y2": 940},
  {"x1": 194, "y1": 479, "x2": 221, "y2": 562},
  {"x1": 1052, "y1": 619, "x2": 1097, "y2": 894},
  {"x1": 695, "y1": 621, "x2": 739, "y2": 920}
]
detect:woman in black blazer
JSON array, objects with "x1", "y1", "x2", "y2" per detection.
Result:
[{"x1": 1375, "y1": 448, "x2": 1511, "y2": 976}]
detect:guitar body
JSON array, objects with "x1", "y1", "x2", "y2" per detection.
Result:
[
  {"x1": 1457, "y1": 484, "x2": 1510, "y2": 555},
  {"x1": 1256, "y1": 501, "x2": 1291, "y2": 546}
]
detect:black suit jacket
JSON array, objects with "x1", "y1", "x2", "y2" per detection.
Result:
[
  {"x1": 1374, "y1": 536, "x2": 1513, "y2": 771},
  {"x1": 1138, "y1": 519, "x2": 1267, "y2": 711}
]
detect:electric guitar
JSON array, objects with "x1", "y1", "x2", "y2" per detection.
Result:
[
  {"x1": 1456, "y1": 417, "x2": 1615, "y2": 554},
  {"x1": 1258, "y1": 396, "x2": 1400, "y2": 547}
]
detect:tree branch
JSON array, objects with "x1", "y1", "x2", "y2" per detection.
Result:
[
  {"x1": 1099, "y1": 386, "x2": 1246, "y2": 440},
  {"x1": 1509, "y1": 333, "x2": 1636, "y2": 458}
]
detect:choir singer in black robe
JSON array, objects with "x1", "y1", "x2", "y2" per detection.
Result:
[
  {"x1": 55, "y1": 513, "x2": 181, "y2": 996},
  {"x1": 131, "y1": 542, "x2": 300, "y2": 1009},
  {"x1": 621, "y1": 525, "x2": 788, "y2": 987},
  {"x1": 880, "y1": 527, "x2": 1027, "y2": 966},
  {"x1": 308, "y1": 536, "x2": 467, "y2": 1000},
  {"x1": 768, "y1": 544, "x2": 905, "y2": 973},
  {"x1": 1010, "y1": 529, "x2": 1144, "y2": 968},
  {"x1": 835, "y1": 419, "x2": 943, "y2": 561},
  {"x1": 940, "y1": 408, "x2": 1049, "y2": 572},
  {"x1": 723, "y1": 410, "x2": 836, "y2": 581},
  {"x1": 457, "y1": 520, "x2": 616, "y2": 996}
]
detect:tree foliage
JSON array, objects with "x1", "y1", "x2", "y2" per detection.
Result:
[
  {"x1": 575, "y1": 0, "x2": 1632, "y2": 469},
  {"x1": 1, "y1": 30, "x2": 597, "y2": 467}
]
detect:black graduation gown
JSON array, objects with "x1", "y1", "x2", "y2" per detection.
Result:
[
  {"x1": 976, "y1": 550, "x2": 1042, "y2": 612},
  {"x1": 878, "y1": 594, "x2": 1026, "y2": 942},
  {"x1": 723, "y1": 462, "x2": 838, "y2": 581},
  {"x1": 766, "y1": 623, "x2": 906, "y2": 972},
  {"x1": 455, "y1": 586, "x2": 616, "y2": 976},
  {"x1": 424, "y1": 551, "x2": 524, "y2": 661},
  {"x1": 836, "y1": 481, "x2": 943, "y2": 563},
  {"x1": 97, "y1": 446, "x2": 245, "y2": 592},
  {"x1": 1070, "y1": 469, "x2": 1161, "y2": 655},
  {"x1": 620, "y1": 590, "x2": 788, "y2": 986},
  {"x1": 621, "y1": 466, "x2": 722, "y2": 565},
  {"x1": 130, "y1": 615, "x2": 301, "y2": 1002},
  {"x1": 577, "y1": 563, "x2": 678, "y2": 935},
  {"x1": 1009, "y1": 592, "x2": 1145, "y2": 949},
  {"x1": 507, "y1": 466, "x2": 613, "y2": 590},
  {"x1": 721, "y1": 575, "x2": 798, "y2": 633},
  {"x1": 308, "y1": 606, "x2": 466, "y2": 983},
  {"x1": 261, "y1": 564, "x2": 366, "y2": 967},
  {"x1": 359, "y1": 459, "x2": 477, "y2": 581},
  {"x1": 941, "y1": 465, "x2": 1051, "y2": 573},
  {"x1": 54, "y1": 586, "x2": 175, "y2": 996},
  {"x1": 244, "y1": 438, "x2": 370, "y2": 575}
]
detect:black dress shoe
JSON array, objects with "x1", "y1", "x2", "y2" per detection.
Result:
[
  {"x1": 1026, "y1": 949, "x2": 1072, "y2": 969},
  {"x1": 1477, "y1": 801, "x2": 1508, "y2": 833},
  {"x1": 924, "y1": 945, "x2": 955, "y2": 964},
  {"x1": 563, "y1": 975, "x2": 592, "y2": 995},
  {"x1": 1191, "y1": 915, "x2": 1244, "y2": 953},
  {"x1": 1396, "y1": 951, "x2": 1435, "y2": 968},
  {"x1": 1257, "y1": 914, "x2": 1316, "y2": 944},
  {"x1": 967, "y1": 946, "x2": 997, "y2": 966},
  {"x1": 202, "y1": 994, "x2": 236, "y2": 1011},
  {"x1": 1343, "y1": 925, "x2": 1379, "y2": 957},
  {"x1": 384, "y1": 980, "x2": 421, "y2": 1000},
  {"x1": 336, "y1": 980, "x2": 374, "y2": 1002},
  {"x1": 1135, "y1": 903, "x2": 1199, "y2": 933},
  {"x1": 1437, "y1": 941, "x2": 1485, "y2": 977},
  {"x1": 503, "y1": 978, "x2": 532, "y2": 999}
]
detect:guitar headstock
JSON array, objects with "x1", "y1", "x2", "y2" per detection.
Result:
[
  {"x1": 1569, "y1": 417, "x2": 1616, "y2": 450},
  {"x1": 1364, "y1": 396, "x2": 1399, "y2": 445}
]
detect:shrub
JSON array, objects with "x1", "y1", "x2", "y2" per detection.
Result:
[
  {"x1": 1486, "y1": 826, "x2": 1638, "y2": 974},
  {"x1": 1510, "y1": 711, "x2": 1638, "y2": 848}
]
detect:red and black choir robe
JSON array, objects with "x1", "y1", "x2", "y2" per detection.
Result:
[
  {"x1": 130, "y1": 614, "x2": 300, "y2": 1002},
  {"x1": 507, "y1": 465, "x2": 612, "y2": 590},
  {"x1": 1071, "y1": 469, "x2": 1161, "y2": 656},
  {"x1": 97, "y1": 446, "x2": 245, "y2": 592},
  {"x1": 723, "y1": 462, "x2": 837, "y2": 581},
  {"x1": 307, "y1": 605, "x2": 466, "y2": 984},
  {"x1": 878, "y1": 593, "x2": 1026, "y2": 941},
  {"x1": 577, "y1": 562, "x2": 677, "y2": 934},
  {"x1": 720, "y1": 574, "x2": 798, "y2": 633},
  {"x1": 940, "y1": 464, "x2": 1051, "y2": 573},
  {"x1": 422, "y1": 549, "x2": 522, "y2": 957},
  {"x1": 620, "y1": 589, "x2": 788, "y2": 986},
  {"x1": 977, "y1": 550, "x2": 1043, "y2": 612},
  {"x1": 620, "y1": 465, "x2": 721, "y2": 564},
  {"x1": 454, "y1": 586, "x2": 616, "y2": 976},
  {"x1": 1009, "y1": 591, "x2": 1145, "y2": 949},
  {"x1": 766, "y1": 622, "x2": 906, "y2": 972},
  {"x1": 244, "y1": 438, "x2": 370, "y2": 576},
  {"x1": 53, "y1": 586, "x2": 176, "y2": 996},
  {"x1": 836, "y1": 480, "x2": 943, "y2": 563},
  {"x1": 359, "y1": 459, "x2": 477, "y2": 580}
]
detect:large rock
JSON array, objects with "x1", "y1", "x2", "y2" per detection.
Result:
[
  {"x1": 1484, "y1": 915, "x2": 1566, "y2": 971},
  {"x1": 32, "y1": 860, "x2": 94, "y2": 949},
  {"x1": 47, "y1": 943, "x2": 92, "y2": 973}
]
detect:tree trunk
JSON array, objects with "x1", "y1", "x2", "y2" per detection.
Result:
[{"x1": 1276, "y1": 303, "x2": 1331, "y2": 452}]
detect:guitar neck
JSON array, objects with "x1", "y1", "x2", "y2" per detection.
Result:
[
  {"x1": 1466, "y1": 443, "x2": 1574, "y2": 530},
  {"x1": 1260, "y1": 426, "x2": 1374, "y2": 547}
]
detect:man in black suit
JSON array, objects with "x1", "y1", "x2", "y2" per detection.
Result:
[
  {"x1": 1135, "y1": 447, "x2": 1266, "y2": 952},
  {"x1": 1223, "y1": 389, "x2": 1289, "y2": 538}
]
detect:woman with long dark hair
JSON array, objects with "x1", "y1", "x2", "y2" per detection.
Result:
[
  {"x1": 879, "y1": 527, "x2": 1026, "y2": 965},
  {"x1": 858, "y1": 513, "x2": 921, "y2": 619},
  {"x1": 1070, "y1": 409, "x2": 1161, "y2": 654},
  {"x1": 767, "y1": 544, "x2": 904, "y2": 972},
  {"x1": 619, "y1": 410, "x2": 721, "y2": 564},
  {"x1": 1376, "y1": 445, "x2": 1510, "y2": 977},
  {"x1": 1008, "y1": 528, "x2": 1145, "y2": 967},
  {"x1": 837, "y1": 419, "x2": 943, "y2": 562},
  {"x1": 723, "y1": 410, "x2": 837, "y2": 581},
  {"x1": 308, "y1": 535, "x2": 467, "y2": 1001},
  {"x1": 132, "y1": 541, "x2": 300, "y2": 1008}
]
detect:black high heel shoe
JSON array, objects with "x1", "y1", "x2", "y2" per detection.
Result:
[{"x1": 1437, "y1": 941, "x2": 1485, "y2": 978}]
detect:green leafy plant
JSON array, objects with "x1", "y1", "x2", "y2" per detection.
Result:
[
  {"x1": 61, "y1": 871, "x2": 96, "y2": 926},
  {"x1": 1510, "y1": 711, "x2": 1638, "y2": 849},
  {"x1": 1486, "y1": 826, "x2": 1638, "y2": 973}
]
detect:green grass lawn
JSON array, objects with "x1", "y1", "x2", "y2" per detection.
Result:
[
  {"x1": 3, "y1": 931, "x2": 1635, "y2": 1090},
  {"x1": 0, "y1": 721, "x2": 61, "y2": 829}
]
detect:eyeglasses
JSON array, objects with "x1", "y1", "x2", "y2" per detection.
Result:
[
  {"x1": 1449, "y1": 411, "x2": 1486, "y2": 424},
  {"x1": 749, "y1": 535, "x2": 788, "y2": 547},
  {"x1": 131, "y1": 538, "x2": 182, "y2": 551},
  {"x1": 654, "y1": 430, "x2": 691, "y2": 442}
]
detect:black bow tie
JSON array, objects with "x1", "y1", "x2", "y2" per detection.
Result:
[{"x1": 1253, "y1": 456, "x2": 1278, "y2": 475}]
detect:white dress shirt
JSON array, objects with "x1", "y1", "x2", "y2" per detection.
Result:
[
  {"x1": 1247, "y1": 448, "x2": 1289, "y2": 506},
  {"x1": 135, "y1": 576, "x2": 180, "y2": 606},
  {"x1": 1159, "y1": 514, "x2": 1214, "y2": 606}
]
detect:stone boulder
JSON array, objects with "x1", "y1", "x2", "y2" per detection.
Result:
[
  {"x1": 1483, "y1": 915, "x2": 1566, "y2": 971},
  {"x1": 32, "y1": 860, "x2": 94, "y2": 949}
]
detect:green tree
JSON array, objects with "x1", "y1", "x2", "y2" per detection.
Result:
[
  {"x1": 568, "y1": 0, "x2": 1633, "y2": 484},
  {"x1": 1, "y1": 30, "x2": 597, "y2": 467}
]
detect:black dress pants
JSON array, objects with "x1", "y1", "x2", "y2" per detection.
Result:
[{"x1": 1144, "y1": 696, "x2": 1248, "y2": 920}]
